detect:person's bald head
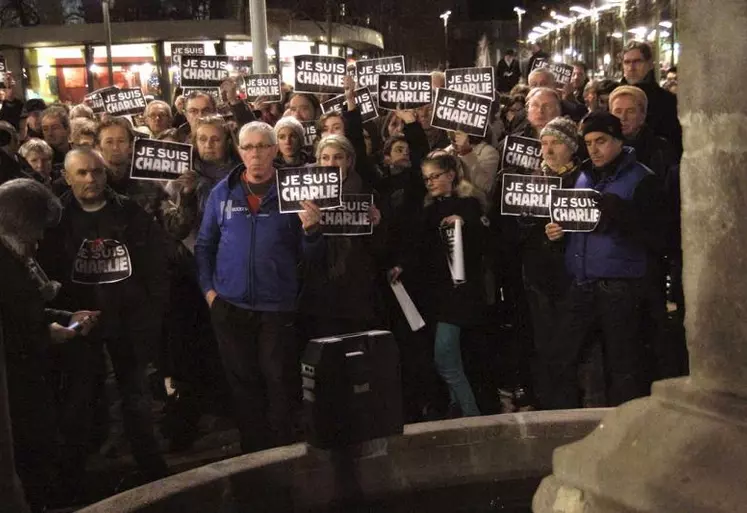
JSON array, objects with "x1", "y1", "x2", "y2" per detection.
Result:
[
  {"x1": 64, "y1": 147, "x2": 108, "y2": 206},
  {"x1": 528, "y1": 68, "x2": 556, "y2": 89}
]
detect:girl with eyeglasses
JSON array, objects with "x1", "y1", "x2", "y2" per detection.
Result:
[{"x1": 388, "y1": 153, "x2": 489, "y2": 418}]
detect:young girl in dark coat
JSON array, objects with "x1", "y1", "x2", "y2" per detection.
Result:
[{"x1": 390, "y1": 153, "x2": 489, "y2": 417}]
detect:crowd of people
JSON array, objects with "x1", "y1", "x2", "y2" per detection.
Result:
[{"x1": 0, "y1": 38, "x2": 685, "y2": 511}]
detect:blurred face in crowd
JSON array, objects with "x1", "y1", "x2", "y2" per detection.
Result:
[
  {"x1": 174, "y1": 95, "x2": 186, "y2": 114},
  {"x1": 541, "y1": 134, "x2": 574, "y2": 171},
  {"x1": 27, "y1": 111, "x2": 42, "y2": 132},
  {"x1": 387, "y1": 114, "x2": 404, "y2": 138},
  {"x1": 422, "y1": 162, "x2": 454, "y2": 198},
  {"x1": 65, "y1": 152, "x2": 108, "y2": 205},
  {"x1": 321, "y1": 115, "x2": 344, "y2": 137},
  {"x1": 418, "y1": 103, "x2": 433, "y2": 129},
  {"x1": 42, "y1": 114, "x2": 70, "y2": 150},
  {"x1": 319, "y1": 144, "x2": 352, "y2": 179},
  {"x1": 146, "y1": 103, "x2": 173, "y2": 135},
  {"x1": 276, "y1": 127, "x2": 299, "y2": 160},
  {"x1": 239, "y1": 129, "x2": 277, "y2": 183},
  {"x1": 72, "y1": 133, "x2": 95, "y2": 148},
  {"x1": 506, "y1": 101, "x2": 524, "y2": 123},
  {"x1": 288, "y1": 95, "x2": 315, "y2": 122},
  {"x1": 584, "y1": 131, "x2": 623, "y2": 168},
  {"x1": 98, "y1": 125, "x2": 132, "y2": 171},
  {"x1": 610, "y1": 94, "x2": 646, "y2": 138},
  {"x1": 527, "y1": 91, "x2": 561, "y2": 131},
  {"x1": 185, "y1": 96, "x2": 215, "y2": 130},
  {"x1": 584, "y1": 88, "x2": 598, "y2": 112},
  {"x1": 597, "y1": 93, "x2": 611, "y2": 113},
  {"x1": 26, "y1": 150, "x2": 53, "y2": 179},
  {"x1": 386, "y1": 140, "x2": 410, "y2": 167},
  {"x1": 195, "y1": 124, "x2": 227, "y2": 163},
  {"x1": 528, "y1": 70, "x2": 555, "y2": 89},
  {"x1": 622, "y1": 48, "x2": 653, "y2": 85},
  {"x1": 571, "y1": 65, "x2": 586, "y2": 89}
]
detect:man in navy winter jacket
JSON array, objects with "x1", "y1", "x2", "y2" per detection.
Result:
[
  {"x1": 195, "y1": 121, "x2": 323, "y2": 453},
  {"x1": 544, "y1": 112, "x2": 663, "y2": 409}
]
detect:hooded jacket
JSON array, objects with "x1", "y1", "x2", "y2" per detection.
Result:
[
  {"x1": 565, "y1": 148, "x2": 657, "y2": 282},
  {"x1": 194, "y1": 164, "x2": 325, "y2": 311}
]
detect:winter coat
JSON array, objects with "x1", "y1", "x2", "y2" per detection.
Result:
[
  {"x1": 194, "y1": 164, "x2": 325, "y2": 311},
  {"x1": 518, "y1": 162, "x2": 580, "y2": 298},
  {"x1": 39, "y1": 189, "x2": 169, "y2": 346},
  {"x1": 405, "y1": 195, "x2": 488, "y2": 327},
  {"x1": 565, "y1": 148, "x2": 658, "y2": 282},
  {"x1": 621, "y1": 70, "x2": 682, "y2": 157},
  {"x1": 496, "y1": 58, "x2": 521, "y2": 93},
  {"x1": 451, "y1": 142, "x2": 501, "y2": 204},
  {"x1": 272, "y1": 149, "x2": 315, "y2": 170}
]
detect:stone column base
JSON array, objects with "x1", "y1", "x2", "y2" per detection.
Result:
[{"x1": 533, "y1": 377, "x2": 747, "y2": 513}]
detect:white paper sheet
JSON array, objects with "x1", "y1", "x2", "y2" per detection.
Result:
[
  {"x1": 447, "y1": 217, "x2": 466, "y2": 284},
  {"x1": 390, "y1": 281, "x2": 426, "y2": 332}
]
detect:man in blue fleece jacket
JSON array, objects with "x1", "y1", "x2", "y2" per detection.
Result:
[{"x1": 195, "y1": 121, "x2": 323, "y2": 453}]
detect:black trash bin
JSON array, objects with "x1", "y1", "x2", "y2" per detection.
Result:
[{"x1": 301, "y1": 330, "x2": 403, "y2": 449}]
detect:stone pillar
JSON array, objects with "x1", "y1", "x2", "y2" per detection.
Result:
[{"x1": 533, "y1": 1, "x2": 747, "y2": 512}]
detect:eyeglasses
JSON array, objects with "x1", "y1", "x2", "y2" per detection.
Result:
[
  {"x1": 423, "y1": 170, "x2": 449, "y2": 184},
  {"x1": 239, "y1": 143, "x2": 275, "y2": 152}
]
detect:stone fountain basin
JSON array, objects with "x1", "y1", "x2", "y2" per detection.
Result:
[{"x1": 78, "y1": 409, "x2": 608, "y2": 512}]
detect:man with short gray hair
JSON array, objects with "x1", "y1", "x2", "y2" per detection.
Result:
[
  {"x1": 195, "y1": 121, "x2": 324, "y2": 453},
  {"x1": 144, "y1": 100, "x2": 173, "y2": 137}
]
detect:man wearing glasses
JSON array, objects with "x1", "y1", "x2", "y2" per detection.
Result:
[{"x1": 195, "y1": 121, "x2": 323, "y2": 454}]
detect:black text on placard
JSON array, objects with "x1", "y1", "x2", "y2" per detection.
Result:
[
  {"x1": 180, "y1": 56, "x2": 230, "y2": 87},
  {"x1": 130, "y1": 138, "x2": 193, "y2": 181},
  {"x1": 445, "y1": 67, "x2": 495, "y2": 99},
  {"x1": 549, "y1": 188, "x2": 602, "y2": 232},
  {"x1": 377, "y1": 74, "x2": 432, "y2": 110},
  {"x1": 531, "y1": 59, "x2": 548, "y2": 72},
  {"x1": 301, "y1": 121, "x2": 318, "y2": 149},
  {"x1": 171, "y1": 44, "x2": 205, "y2": 56},
  {"x1": 430, "y1": 88, "x2": 492, "y2": 137},
  {"x1": 355, "y1": 56, "x2": 405, "y2": 92},
  {"x1": 500, "y1": 173, "x2": 562, "y2": 218},
  {"x1": 502, "y1": 135, "x2": 543, "y2": 172},
  {"x1": 244, "y1": 74, "x2": 281, "y2": 102},
  {"x1": 276, "y1": 166, "x2": 343, "y2": 213},
  {"x1": 182, "y1": 87, "x2": 220, "y2": 102},
  {"x1": 294, "y1": 55, "x2": 347, "y2": 94},
  {"x1": 71, "y1": 239, "x2": 133, "y2": 285},
  {"x1": 320, "y1": 193, "x2": 373, "y2": 236},
  {"x1": 102, "y1": 88, "x2": 146, "y2": 116},
  {"x1": 85, "y1": 86, "x2": 119, "y2": 114},
  {"x1": 321, "y1": 87, "x2": 379, "y2": 122}
]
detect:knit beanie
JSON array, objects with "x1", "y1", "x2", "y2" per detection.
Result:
[
  {"x1": 273, "y1": 116, "x2": 305, "y2": 147},
  {"x1": 580, "y1": 111, "x2": 624, "y2": 141},
  {"x1": 540, "y1": 116, "x2": 579, "y2": 153}
]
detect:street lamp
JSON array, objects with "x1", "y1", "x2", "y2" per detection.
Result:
[
  {"x1": 513, "y1": 7, "x2": 526, "y2": 43},
  {"x1": 102, "y1": 0, "x2": 114, "y2": 85},
  {"x1": 440, "y1": 10, "x2": 451, "y2": 69}
]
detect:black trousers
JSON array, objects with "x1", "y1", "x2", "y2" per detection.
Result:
[
  {"x1": 544, "y1": 279, "x2": 646, "y2": 409},
  {"x1": 210, "y1": 299, "x2": 300, "y2": 453}
]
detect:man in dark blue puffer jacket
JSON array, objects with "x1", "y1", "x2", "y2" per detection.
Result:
[
  {"x1": 543, "y1": 112, "x2": 664, "y2": 410},
  {"x1": 195, "y1": 121, "x2": 324, "y2": 453}
]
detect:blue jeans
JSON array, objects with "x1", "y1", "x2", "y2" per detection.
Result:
[{"x1": 434, "y1": 322, "x2": 481, "y2": 417}]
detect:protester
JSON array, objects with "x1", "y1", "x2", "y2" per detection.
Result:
[
  {"x1": 195, "y1": 121, "x2": 324, "y2": 453},
  {"x1": 497, "y1": 49, "x2": 521, "y2": 93},
  {"x1": 0, "y1": 178, "x2": 98, "y2": 511},
  {"x1": 69, "y1": 117, "x2": 97, "y2": 148},
  {"x1": 390, "y1": 153, "x2": 488, "y2": 418},
  {"x1": 177, "y1": 91, "x2": 218, "y2": 141},
  {"x1": 0, "y1": 122, "x2": 36, "y2": 185},
  {"x1": 143, "y1": 100, "x2": 174, "y2": 138},
  {"x1": 0, "y1": 73, "x2": 22, "y2": 130},
  {"x1": 39, "y1": 148, "x2": 169, "y2": 501},
  {"x1": 272, "y1": 116, "x2": 313, "y2": 169},
  {"x1": 528, "y1": 68, "x2": 587, "y2": 122},
  {"x1": 95, "y1": 117, "x2": 169, "y2": 219},
  {"x1": 21, "y1": 99, "x2": 47, "y2": 142},
  {"x1": 318, "y1": 111, "x2": 345, "y2": 137},
  {"x1": 568, "y1": 62, "x2": 589, "y2": 105},
  {"x1": 444, "y1": 130, "x2": 499, "y2": 207},
  {"x1": 286, "y1": 93, "x2": 321, "y2": 122},
  {"x1": 41, "y1": 106, "x2": 71, "y2": 170},
  {"x1": 527, "y1": 43, "x2": 550, "y2": 79},
  {"x1": 544, "y1": 112, "x2": 663, "y2": 409},
  {"x1": 519, "y1": 117, "x2": 581, "y2": 408},
  {"x1": 619, "y1": 40, "x2": 682, "y2": 156},
  {"x1": 18, "y1": 139, "x2": 54, "y2": 183}
]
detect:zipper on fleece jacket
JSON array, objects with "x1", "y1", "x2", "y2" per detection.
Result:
[{"x1": 249, "y1": 214, "x2": 257, "y2": 309}]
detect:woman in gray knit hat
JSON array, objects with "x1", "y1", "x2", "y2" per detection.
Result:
[{"x1": 273, "y1": 116, "x2": 315, "y2": 169}]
